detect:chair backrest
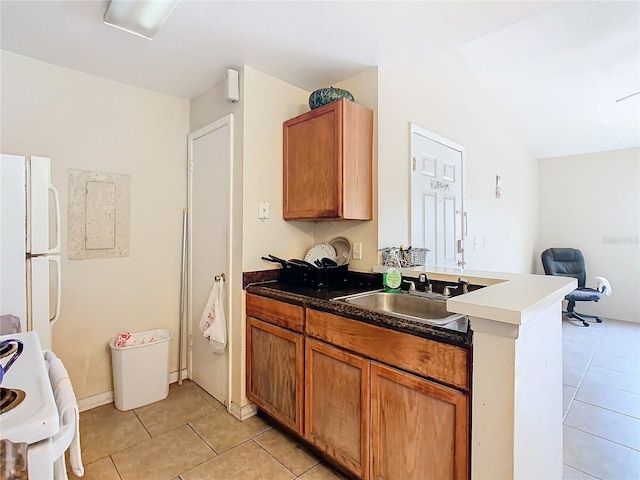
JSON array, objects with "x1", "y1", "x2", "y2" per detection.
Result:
[{"x1": 541, "y1": 248, "x2": 587, "y2": 288}]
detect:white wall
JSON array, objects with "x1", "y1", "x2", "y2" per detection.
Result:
[
  {"x1": 537, "y1": 148, "x2": 640, "y2": 322},
  {"x1": 242, "y1": 66, "x2": 315, "y2": 272},
  {"x1": 378, "y1": 50, "x2": 539, "y2": 274},
  {"x1": 1, "y1": 52, "x2": 189, "y2": 399}
]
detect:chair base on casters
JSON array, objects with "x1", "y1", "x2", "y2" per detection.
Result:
[{"x1": 564, "y1": 310, "x2": 603, "y2": 327}]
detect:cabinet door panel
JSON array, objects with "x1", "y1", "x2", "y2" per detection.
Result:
[
  {"x1": 305, "y1": 338, "x2": 369, "y2": 479},
  {"x1": 246, "y1": 316, "x2": 304, "y2": 434},
  {"x1": 283, "y1": 106, "x2": 341, "y2": 219},
  {"x1": 371, "y1": 362, "x2": 469, "y2": 480}
]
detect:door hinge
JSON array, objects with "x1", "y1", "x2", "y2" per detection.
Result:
[{"x1": 412, "y1": 157, "x2": 417, "y2": 171}]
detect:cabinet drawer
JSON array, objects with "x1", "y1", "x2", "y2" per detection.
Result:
[
  {"x1": 246, "y1": 293, "x2": 304, "y2": 332},
  {"x1": 306, "y1": 309, "x2": 469, "y2": 391}
]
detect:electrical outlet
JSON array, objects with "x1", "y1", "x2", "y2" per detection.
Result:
[{"x1": 353, "y1": 242, "x2": 362, "y2": 260}]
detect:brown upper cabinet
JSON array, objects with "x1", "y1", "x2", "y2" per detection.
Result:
[{"x1": 283, "y1": 99, "x2": 373, "y2": 221}]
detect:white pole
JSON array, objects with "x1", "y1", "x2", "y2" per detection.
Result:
[{"x1": 178, "y1": 209, "x2": 188, "y2": 385}]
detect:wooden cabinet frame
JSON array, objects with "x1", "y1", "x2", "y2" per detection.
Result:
[
  {"x1": 283, "y1": 99, "x2": 373, "y2": 221},
  {"x1": 246, "y1": 316, "x2": 304, "y2": 434},
  {"x1": 305, "y1": 338, "x2": 370, "y2": 479},
  {"x1": 371, "y1": 362, "x2": 469, "y2": 480}
]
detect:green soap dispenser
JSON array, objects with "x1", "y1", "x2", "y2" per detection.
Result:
[{"x1": 383, "y1": 248, "x2": 402, "y2": 293}]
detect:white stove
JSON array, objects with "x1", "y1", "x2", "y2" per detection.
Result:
[{"x1": 1, "y1": 331, "x2": 60, "y2": 478}]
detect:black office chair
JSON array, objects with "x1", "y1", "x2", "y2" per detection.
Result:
[{"x1": 541, "y1": 248, "x2": 608, "y2": 327}]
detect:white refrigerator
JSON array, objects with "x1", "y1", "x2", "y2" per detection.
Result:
[{"x1": 1, "y1": 154, "x2": 61, "y2": 350}]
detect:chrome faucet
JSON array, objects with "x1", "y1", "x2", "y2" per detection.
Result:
[
  {"x1": 458, "y1": 277, "x2": 469, "y2": 294},
  {"x1": 442, "y1": 285, "x2": 458, "y2": 297},
  {"x1": 443, "y1": 278, "x2": 469, "y2": 297},
  {"x1": 402, "y1": 280, "x2": 416, "y2": 291}
]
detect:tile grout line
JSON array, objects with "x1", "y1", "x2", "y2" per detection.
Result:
[
  {"x1": 566, "y1": 323, "x2": 605, "y2": 397},
  {"x1": 185, "y1": 421, "x2": 220, "y2": 456},
  {"x1": 108, "y1": 455, "x2": 125, "y2": 480},
  {"x1": 564, "y1": 422, "x2": 640, "y2": 453},
  {"x1": 568, "y1": 398, "x2": 640, "y2": 421},
  {"x1": 249, "y1": 438, "x2": 299, "y2": 478},
  {"x1": 177, "y1": 410, "x2": 230, "y2": 477},
  {"x1": 564, "y1": 462, "x2": 602, "y2": 480},
  {"x1": 563, "y1": 322, "x2": 605, "y2": 480},
  {"x1": 132, "y1": 407, "x2": 153, "y2": 439}
]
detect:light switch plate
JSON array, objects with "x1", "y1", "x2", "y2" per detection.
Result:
[{"x1": 258, "y1": 201, "x2": 269, "y2": 220}]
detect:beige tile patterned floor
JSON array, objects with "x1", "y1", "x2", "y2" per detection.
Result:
[
  {"x1": 69, "y1": 318, "x2": 639, "y2": 480},
  {"x1": 562, "y1": 318, "x2": 640, "y2": 479},
  {"x1": 69, "y1": 381, "x2": 347, "y2": 480}
]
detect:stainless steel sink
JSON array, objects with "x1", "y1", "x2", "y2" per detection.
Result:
[{"x1": 331, "y1": 290, "x2": 468, "y2": 329}]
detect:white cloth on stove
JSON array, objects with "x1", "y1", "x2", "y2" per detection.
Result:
[
  {"x1": 198, "y1": 277, "x2": 227, "y2": 355},
  {"x1": 44, "y1": 350, "x2": 84, "y2": 478}
]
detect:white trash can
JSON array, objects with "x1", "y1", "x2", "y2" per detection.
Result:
[{"x1": 109, "y1": 329, "x2": 172, "y2": 411}]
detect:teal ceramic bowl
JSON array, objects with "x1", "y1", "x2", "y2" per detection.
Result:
[{"x1": 309, "y1": 87, "x2": 354, "y2": 110}]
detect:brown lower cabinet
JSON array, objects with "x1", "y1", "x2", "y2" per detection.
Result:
[
  {"x1": 246, "y1": 316, "x2": 304, "y2": 434},
  {"x1": 371, "y1": 362, "x2": 469, "y2": 480},
  {"x1": 305, "y1": 338, "x2": 370, "y2": 479},
  {"x1": 246, "y1": 294, "x2": 470, "y2": 480}
]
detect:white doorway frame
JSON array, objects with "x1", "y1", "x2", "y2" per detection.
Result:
[
  {"x1": 409, "y1": 123, "x2": 467, "y2": 267},
  {"x1": 186, "y1": 114, "x2": 234, "y2": 407}
]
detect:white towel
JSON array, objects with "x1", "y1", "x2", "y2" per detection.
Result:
[
  {"x1": 593, "y1": 276, "x2": 612, "y2": 296},
  {"x1": 199, "y1": 277, "x2": 227, "y2": 355},
  {"x1": 44, "y1": 350, "x2": 84, "y2": 478}
]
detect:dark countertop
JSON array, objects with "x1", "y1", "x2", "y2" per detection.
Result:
[{"x1": 245, "y1": 274, "x2": 473, "y2": 348}]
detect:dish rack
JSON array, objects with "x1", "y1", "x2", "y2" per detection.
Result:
[{"x1": 379, "y1": 246, "x2": 429, "y2": 268}]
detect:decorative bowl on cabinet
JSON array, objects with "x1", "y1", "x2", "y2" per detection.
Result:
[{"x1": 308, "y1": 87, "x2": 354, "y2": 110}]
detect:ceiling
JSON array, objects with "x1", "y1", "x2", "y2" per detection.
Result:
[{"x1": 1, "y1": 1, "x2": 638, "y2": 159}]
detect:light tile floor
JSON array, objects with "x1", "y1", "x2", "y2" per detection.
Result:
[
  {"x1": 70, "y1": 318, "x2": 639, "y2": 480},
  {"x1": 562, "y1": 318, "x2": 640, "y2": 479},
  {"x1": 69, "y1": 381, "x2": 347, "y2": 480}
]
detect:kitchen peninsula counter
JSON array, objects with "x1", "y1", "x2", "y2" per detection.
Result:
[{"x1": 393, "y1": 265, "x2": 576, "y2": 479}]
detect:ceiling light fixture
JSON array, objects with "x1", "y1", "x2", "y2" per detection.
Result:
[
  {"x1": 104, "y1": 0, "x2": 180, "y2": 40},
  {"x1": 614, "y1": 91, "x2": 640, "y2": 103}
]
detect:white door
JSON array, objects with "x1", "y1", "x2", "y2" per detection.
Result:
[
  {"x1": 410, "y1": 125, "x2": 465, "y2": 267},
  {"x1": 188, "y1": 115, "x2": 233, "y2": 405}
]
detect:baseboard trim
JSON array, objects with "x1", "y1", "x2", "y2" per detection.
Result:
[
  {"x1": 229, "y1": 401, "x2": 257, "y2": 421},
  {"x1": 78, "y1": 391, "x2": 113, "y2": 412},
  {"x1": 169, "y1": 368, "x2": 189, "y2": 384},
  {"x1": 77, "y1": 369, "x2": 189, "y2": 412}
]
